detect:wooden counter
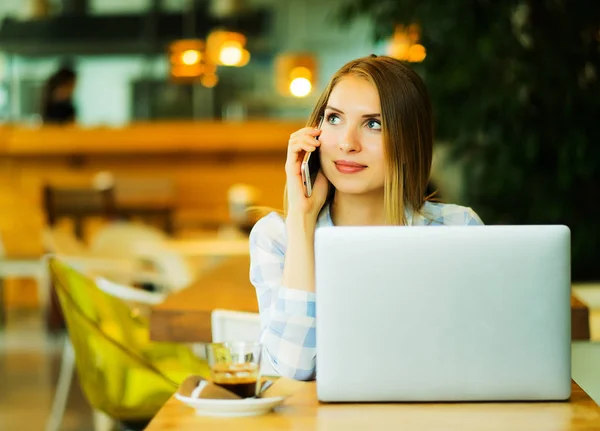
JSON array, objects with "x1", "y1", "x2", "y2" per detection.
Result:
[
  {"x1": 0, "y1": 121, "x2": 302, "y2": 256},
  {"x1": 146, "y1": 380, "x2": 600, "y2": 430},
  {"x1": 1, "y1": 121, "x2": 304, "y2": 155}
]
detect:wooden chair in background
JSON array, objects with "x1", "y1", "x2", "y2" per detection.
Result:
[
  {"x1": 110, "y1": 177, "x2": 176, "y2": 235},
  {"x1": 42, "y1": 184, "x2": 117, "y2": 331},
  {"x1": 42, "y1": 184, "x2": 116, "y2": 241}
]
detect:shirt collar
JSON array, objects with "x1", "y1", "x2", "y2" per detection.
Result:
[{"x1": 317, "y1": 202, "x2": 416, "y2": 227}]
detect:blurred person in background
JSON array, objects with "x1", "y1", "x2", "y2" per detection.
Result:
[{"x1": 41, "y1": 65, "x2": 77, "y2": 124}]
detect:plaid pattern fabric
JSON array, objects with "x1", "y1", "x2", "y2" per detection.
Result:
[{"x1": 249, "y1": 201, "x2": 483, "y2": 380}]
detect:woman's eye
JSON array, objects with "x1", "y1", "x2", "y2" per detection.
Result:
[
  {"x1": 326, "y1": 113, "x2": 341, "y2": 125},
  {"x1": 366, "y1": 119, "x2": 381, "y2": 130}
]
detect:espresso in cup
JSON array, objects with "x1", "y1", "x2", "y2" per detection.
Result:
[
  {"x1": 205, "y1": 342, "x2": 262, "y2": 398},
  {"x1": 211, "y1": 362, "x2": 258, "y2": 398}
]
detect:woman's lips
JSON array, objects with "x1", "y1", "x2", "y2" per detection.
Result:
[{"x1": 334, "y1": 160, "x2": 367, "y2": 174}]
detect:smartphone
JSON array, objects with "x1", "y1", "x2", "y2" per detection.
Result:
[{"x1": 301, "y1": 116, "x2": 324, "y2": 198}]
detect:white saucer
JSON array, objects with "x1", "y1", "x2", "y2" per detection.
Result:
[{"x1": 175, "y1": 393, "x2": 286, "y2": 417}]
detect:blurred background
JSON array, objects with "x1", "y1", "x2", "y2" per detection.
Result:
[{"x1": 0, "y1": 0, "x2": 598, "y2": 430}]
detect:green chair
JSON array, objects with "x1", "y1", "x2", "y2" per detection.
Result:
[{"x1": 47, "y1": 256, "x2": 209, "y2": 430}]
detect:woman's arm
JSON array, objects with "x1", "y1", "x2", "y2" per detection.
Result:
[
  {"x1": 282, "y1": 214, "x2": 317, "y2": 292},
  {"x1": 249, "y1": 125, "x2": 329, "y2": 380},
  {"x1": 250, "y1": 213, "x2": 318, "y2": 380}
]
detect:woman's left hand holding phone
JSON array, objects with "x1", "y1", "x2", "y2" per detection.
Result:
[{"x1": 286, "y1": 127, "x2": 329, "y2": 221}]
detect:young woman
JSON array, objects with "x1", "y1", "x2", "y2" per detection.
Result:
[{"x1": 250, "y1": 55, "x2": 483, "y2": 380}]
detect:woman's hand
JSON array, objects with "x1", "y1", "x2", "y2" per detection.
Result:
[{"x1": 285, "y1": 127, "x2": 329, "y2": 220}]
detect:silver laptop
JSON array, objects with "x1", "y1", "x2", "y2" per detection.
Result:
[{"x1": 314, "y1": 225, "x2": 571, "y2": 402}]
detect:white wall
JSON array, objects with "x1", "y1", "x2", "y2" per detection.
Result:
[
  {"x1": 74, "y1": 56, "x2": 167, "y2": 126},
  {"x1": 90, "y1": 0, "x2": 184, "y2": 14},
  {"x1": 89, "y1": 0, "x2": 151, "y2": 15}
]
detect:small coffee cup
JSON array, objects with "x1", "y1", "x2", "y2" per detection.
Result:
[{"x1": 205, "y1": 342, "x2": 262, "y2": 398}]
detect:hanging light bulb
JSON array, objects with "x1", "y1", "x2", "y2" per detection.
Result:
[
  {"x1": 219, "y1": 41, "x2": 244, "y2": 66},
  {"x1": 168, "y1": 39, "x2": 223, "y2": 86},
  {"x1": 288, "y1": 66, "x2": 312, "y2": 97},
  {"x1": 168, "y1": 39, "x2": 205, "y2": 81},
  {"x1": 387, "y1": 24, "x2": 427, "y2": 63},
  {"x1": 290, "y1": 78, "x2": 312, "y2": 97},
  {"x1": 207, "y1": 30, "x2": 250, "y2": 67},
  {"x1": 275, "y1": 53, "x2": 317, "y2": 98},
  {"x1": 181, "y1": 49, "x2": 201, "y2": 66}
]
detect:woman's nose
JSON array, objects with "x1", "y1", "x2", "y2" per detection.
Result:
[{"x1": 338, "y1": 128, "x2": 361, "y2": 153}]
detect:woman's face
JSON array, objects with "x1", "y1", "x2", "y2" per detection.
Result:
[{"x1": 319, "y1": 75, "x2": 385, "y2": 196}]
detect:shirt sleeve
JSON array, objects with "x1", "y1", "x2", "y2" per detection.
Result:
[
  {"x1": 466, "y1": 207, "x2": 484, "y2": 225},
  {"x1": 434, "y1": 204, "x2": 485, "y2": 226},
  {"x1": 249, "y1": 212, "x2": 317, "y2": 381}
]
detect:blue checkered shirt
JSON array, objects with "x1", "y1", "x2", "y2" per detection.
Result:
[{"x1": 249, "y1": 201, "x2": 483, "y2": 380}]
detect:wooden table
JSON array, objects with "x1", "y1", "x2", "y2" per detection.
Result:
[
  {"x1": 572, "y1": 294, "x2": 591, "y2": 340},
  {"x1": 164, "y1": 238, "x2": 249, "y2": 257},
  {"x1": 150, "y1": 254, "x2": 591, "y2": 343},
  {"x1": 150, "y1": 255, "x2": 257, "y2": 342},
  {"x1": 146, "y1": 380, "x2": 600, "y2": 430}
]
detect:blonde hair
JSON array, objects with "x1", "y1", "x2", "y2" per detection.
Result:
[{"x1": 254, "y1": 55, "x2": 435, "y2": 225}]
